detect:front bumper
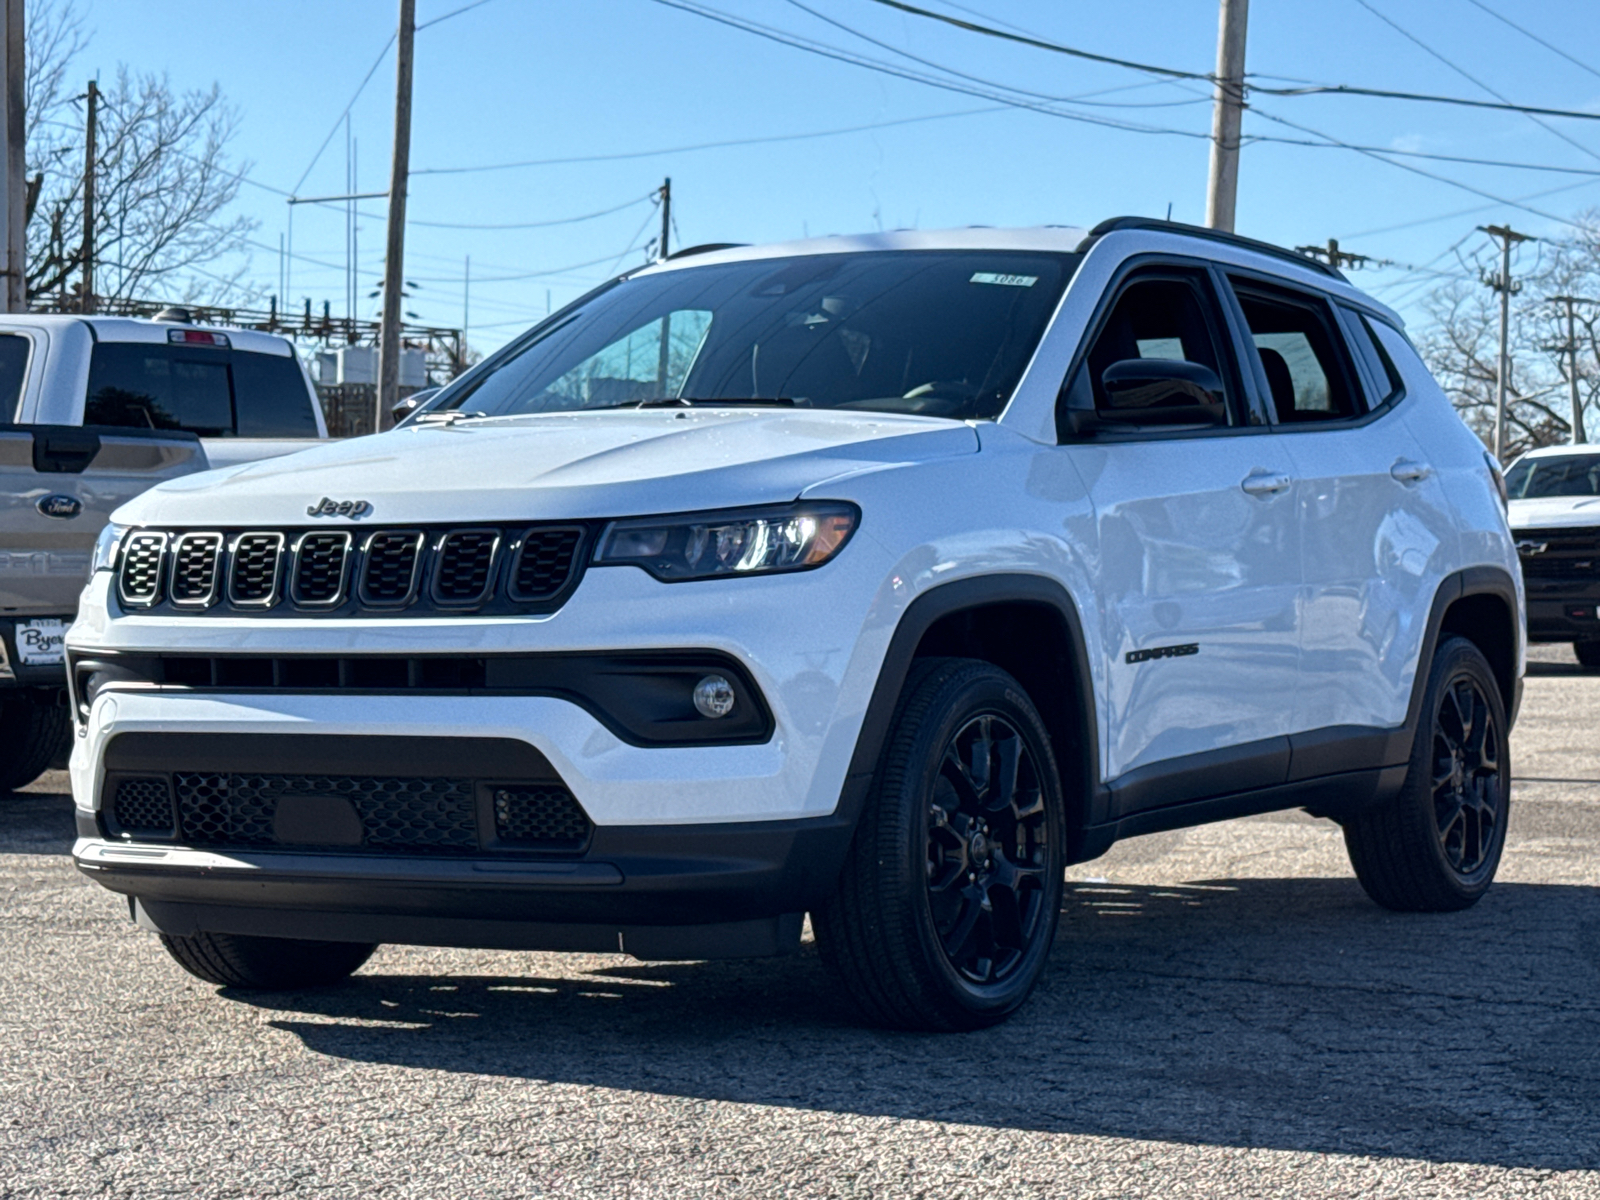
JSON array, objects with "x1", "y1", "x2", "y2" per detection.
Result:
[
  {"x1": 1523, "y1": 582, "x2": 1600, "y2": 641},
  {"x1": 74, "y1": 812, "x2": 850, "y2": 958}
]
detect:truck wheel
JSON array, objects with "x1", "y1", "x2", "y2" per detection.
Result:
[
  {"x1": 158, "y1": 931, "x2": 377, "y2": 989},
  {"x1": 813, "y1": 659, "x2": 1064, "y2": 1031},
  {"x1": 0, "y1": 692, "x2": 69, "y2": 792},
  {"x1": 1573, "y1": 640, "x2": 1600, "y2": 669},
  {"x1": 1344, "y1": 636, "x2": 1509, "y2": 912}
]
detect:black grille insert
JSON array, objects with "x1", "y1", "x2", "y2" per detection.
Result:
[
  {"x1": 291, "y1": 532, "x2": 352, "y2": 606},
  {"x1": 118, "y1": 532, "x2": 168, "y2": 606},
  {"x1": 168, "y1": 533, "x2": 223, "y2": 606},
  {"x1": 1516, "y1": 526, "x2": 1600, "y2": 580},
  {"x1": 511, "y1": 527, "x2": 584, "y2": 601},
  {"x1": 360, "y1": 530, "x2": 425, "y2": 604},
  {"x1": 433, "y1": 529, "x2": 499, "y2": 605},
  {"x1": 228, "y1": 533, "x2": 284, "y2": 606},
  {"x1": 109, "y1": 777, "x2": 177, "y2": 837},
  {"x1": 160, "y1": 772, "x2": 591, "y2": 854},
  {"x1": 494, "y1": 786, "x2": 592, "y2": 846}
]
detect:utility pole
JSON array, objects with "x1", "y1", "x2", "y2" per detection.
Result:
[
  {"x1": 81, "y1": 78, "x2": 96, "y2": 315},
  {"x1": 658, "y1": 177, "x2": 671, "y2": 261},
  {"x1": 1479, "y1": 224, "x2": 1536, "y2": 462},
  {"x1": 1550, "y1": 295, "x2": 1596, "y2": 445},
  {"x1": 3, "y1": 0, "x2": 24, "y2": 313},
  {"x1": 1293, "y1": 237, "x2": 1376, "y2": 272},
  {"x1": 1204, "y1": 0, "x2": 1249, "y2": 233},
  {"x1": 376, "y1": 0, "x2": 415, "y2": 434}
]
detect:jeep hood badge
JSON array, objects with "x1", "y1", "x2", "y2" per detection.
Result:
[{"x1": 307, "y1": 497, "x2": 373, "y2": 519}]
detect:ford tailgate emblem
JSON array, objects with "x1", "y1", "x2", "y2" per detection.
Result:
[
  {"x1": 36, "y1": 493, "x2": 82, "y2": 519},
  {"x1": 307, "y1": 497, "x2": 373, "y2": 519}
]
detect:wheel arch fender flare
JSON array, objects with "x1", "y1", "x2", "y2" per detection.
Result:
[
  {"x1": 1409, "y1": 565, "x2": 1522, "y2": 736},
  {"x1": 837, "y1": 573, "x2": 1104, "y2": 847}
]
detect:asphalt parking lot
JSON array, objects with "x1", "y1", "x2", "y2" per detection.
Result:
[{"x1": 3, "y1": 647, "x2": 1598, "y2": 1199}]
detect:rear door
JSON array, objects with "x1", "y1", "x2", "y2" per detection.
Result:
[
  {"x1": 0, "y1": 424, "x2": 208, "y2": 614},
  {"x1": 1221, "y1": 272, "x2": 1458, "y2": 747},
  {"x1": 1061, "y1": 263, "x2": 1303, "y2": 806}
]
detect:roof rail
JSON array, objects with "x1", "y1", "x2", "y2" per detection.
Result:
[
  {"x1": 666, "y1": 242, "x2": 747, "y2": 261},
  {"x1": 1079, "y1": 217, "x2": 1346, "y2": 281}
]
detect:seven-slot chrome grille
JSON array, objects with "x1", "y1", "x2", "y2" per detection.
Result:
[{"x1": 114, "y1": 524, "x2": 590, "y2": 617}]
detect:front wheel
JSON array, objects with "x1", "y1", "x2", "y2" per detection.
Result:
[
  {"x1": 813, "y1": 659, "x2": 1065, "y2": 1031},
  {"x1": 1344, "y1": 636, "x2": 1509, "y2": 912},
  {"x1": 159, "y1": 931, "x2": 377, "y2": 989}
]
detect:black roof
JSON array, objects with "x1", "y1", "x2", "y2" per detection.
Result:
[{"x1": 1082, "y1": 217, "x2": 1347, "y2": 281}]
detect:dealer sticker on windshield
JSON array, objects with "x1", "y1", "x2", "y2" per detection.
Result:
[
  {"x1": 970, "y1": 272, "x2": 1038, "y2": 287},
  {"x1": 15, "y1": 618, "x2": 66, "y2": 666}
]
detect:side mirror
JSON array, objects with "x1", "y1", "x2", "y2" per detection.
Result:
[
  {"x1": 1066, "y1": 359, "x2": 1228, "y2": 436},
  {"x1": 391, "y1": 387, "x2": 438, "y2": 426}
]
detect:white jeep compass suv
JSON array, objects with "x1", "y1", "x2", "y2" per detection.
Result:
[{"x1": 67, "y1": 219, "x2": 1523, "y2": 1031}]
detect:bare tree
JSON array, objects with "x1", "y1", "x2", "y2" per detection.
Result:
[
  {"x1": 1418, "y1": 214, "x2": 1600, "y2": 460},
  {"x1": 23, "y1": 0, "x2": 258, "y2": 307}
]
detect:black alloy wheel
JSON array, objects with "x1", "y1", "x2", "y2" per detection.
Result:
[
  {"x1": 814, "y1": 658, "x2": 1065, "y2": 1031},
  {"x1": 926, "y1": 714, "x2": 1052, "y2": 986},
  {"x1": 1344, "y1": 636, "x2": 1510, "y2": 912},
  {"x1": 1430, "y1": 675, "x2": 1503, "y2": 876}
]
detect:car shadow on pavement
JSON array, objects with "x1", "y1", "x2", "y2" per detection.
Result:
[
  {"x1": 225, "y1": 876, "x2": 1600, "y2": 1171},
  {"x1": 0, "y1": 787, "x2": 76, "y2": 855},
  {"x1": 1526, "y1": 660, "x2": 1595, "y2": 678}
]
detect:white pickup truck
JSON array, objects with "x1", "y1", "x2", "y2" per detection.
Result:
[{"x1": 1, "y1": 313, "x2": 327, "y2": 789}]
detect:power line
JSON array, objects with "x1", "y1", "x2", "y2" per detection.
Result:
[
  {"x1": 413, "y1": 105, "x2": 1012, "y2": 175},
  {"x1": 408, "y1": 192, "x2": 656, "y2": 230},
  {"x1": 415, "y1": 0, "x2": 496, "y2": 31},
  {"x1": 1351, "y1": 0, "x2": 1600, "y2": 168},
  {"x1": 782, "y1": 0, "x2": 1205, "y2": 108},
  {"x1": 1248, "y1": 104, "x2": 1594, "y2": 231},
  {"x1": 1461, "y1": 0, "x2": 1600, "y2": 85},
  {"x1": 864, "y1": 0, "x2": 1600, "y2": 123},
  {"x1": 863, "y1": 0, "x2": 1206, "y2": 81},
  {"x1": 644, "y1": 0, "x2": 1214, "y2": 143}
]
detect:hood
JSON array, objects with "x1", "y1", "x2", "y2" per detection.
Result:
[
  {"x1": 115, "y1": 408, "x2": 980, "y2": 526},
  {"x1": 1507, "y1": 494, "x2": 1600, "y2": 531}
]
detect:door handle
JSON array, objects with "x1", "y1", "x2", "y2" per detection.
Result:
[
  {"x1": 1391, "y1": 459, "x2": 1433, "y2": 485},
  {"x1": 1240, "y1": 471, "x2": 1292, "y2": 497}
]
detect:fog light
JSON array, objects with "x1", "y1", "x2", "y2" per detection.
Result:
[{"x1": 693, "y1": 674, "x2": 736, "y2": 719}]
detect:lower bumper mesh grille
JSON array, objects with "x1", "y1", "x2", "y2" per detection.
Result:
[{"x1": 111, "y1": 772, "x2": 594, "y2": 854}]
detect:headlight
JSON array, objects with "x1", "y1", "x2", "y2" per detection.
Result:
[
  {"x1": 91, "y1": 523, "x2": 130, "y2": 573},
  {"x1": 594, "y1": 502, "x2": 859, "y2": 581}
]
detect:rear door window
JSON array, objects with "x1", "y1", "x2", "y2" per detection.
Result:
[
  {"x1": 85, "y1": 343, "x2": 316, "y2": 437},
  {"x1": 1229, "y1": 280, "x2": 1363, "y2": 423},
  {"x1": 0, "y1": 334, "x2": 29, "y2": 420}
]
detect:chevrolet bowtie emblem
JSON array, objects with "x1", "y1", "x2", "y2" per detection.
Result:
[{"x1": 1515, "y1": 540, "x2": 1548, "y2": 556}]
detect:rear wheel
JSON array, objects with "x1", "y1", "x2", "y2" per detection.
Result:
[
  {"x1": 1344, "y1": 636, "x2": 1509, "y2": 912},
  {"x1": 1573, "y1": 640, "x2": 1600, "y2": 669},
  {"x1": 0, "y1": 691, "x2": 70, "y2": 792},
  {"x1": 159, "y1": 931, "x2": 377, "y2": 989},
  {"x1": 813, "y1": 659, "x2": 1065, "y2": 1031}
]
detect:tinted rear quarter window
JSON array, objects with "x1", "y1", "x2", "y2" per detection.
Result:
[
  {"x1": 0, "y1": 334, "x2": 29, "y2": 420},
  {"x1": 85, "y1": 343, "x2": 316, "y2": 437}
]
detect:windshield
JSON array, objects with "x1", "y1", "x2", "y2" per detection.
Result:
[
  {"x1": 440, "y1": 249, "x2": 1079, "y2": 421},
  {"x1": 1505, "y1": 453, "x2": 1600, "y2": 499}
]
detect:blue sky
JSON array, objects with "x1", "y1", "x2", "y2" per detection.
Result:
[{"x1": 75, "y1": 0, "x2": 1600, "y2": 352}]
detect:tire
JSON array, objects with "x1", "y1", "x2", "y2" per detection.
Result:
[
  {"x1": 1344, "y1": 636, "x2": 1510, "y2": 912},
  {"x1": 1573, "y1": 640, "x2": 1600, "y2": 669},
  {"x1": 158, "y1": 931, "x2": 377, "y2": 989},
  {"x1": 0, "y1": 691, "x2": 70, "y2": 792},
  {"x1": 813, "y1": 658, "x2": 1066, "y2": 1031}
]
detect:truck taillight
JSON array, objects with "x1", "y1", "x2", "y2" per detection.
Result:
[{"x1": 166, "y1": 329, "x2": 230, "y2": 347}]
